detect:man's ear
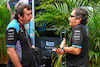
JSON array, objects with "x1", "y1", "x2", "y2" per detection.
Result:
[
  {"x1": 18, "y1": 14, "x2": 22, "y2": 20},
  {"x1": 77, "y1": 18, "x2": 82, "y2": 23}
]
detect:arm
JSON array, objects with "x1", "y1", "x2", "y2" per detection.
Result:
[
  {"x1": 53, "y1": 38, "x2": 81, "y2": 55},
  {"x1": 60, "y1": 26, "x2": 83, "y2": 55},
  {"x1": 60, "y1": 38, "x2": 81, "y2": 55},
  {"x1": 7, "y1": 47, "x2": 22, "y2": 67},
  {"x1": 52, "y1": 46, "x2": 81, "y2": 55},
  {"x1": 5, "y1": 25, "x2": 22, "y2": 67},
  {"x1": 52, "y1": 38, "x2": 66, "y2": 55},
  {"x1": 62, "y1": 46, "x2": 81, "y2": 55}
]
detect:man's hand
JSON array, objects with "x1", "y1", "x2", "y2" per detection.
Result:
[
  {"x1": 32, "y1": 45, "x2": 35, "y2": 49},
  {"x1": 60, "y1": 38, "x2": 66, "y2": 48},
  {"x1": 52, "y1": 48, "x2": 65, "y2": 55}
]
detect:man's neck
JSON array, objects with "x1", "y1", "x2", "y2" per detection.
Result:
[
  {"x1": 72, "y1": 23, "x2": 80, "y2": 28},
  {"x1": 18, "y1": 19, "x2": 25, "y2": 25}
]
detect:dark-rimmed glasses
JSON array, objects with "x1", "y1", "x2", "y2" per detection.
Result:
[{"x1": 70, "y1": 15, "x2": 76, "y2": 17}]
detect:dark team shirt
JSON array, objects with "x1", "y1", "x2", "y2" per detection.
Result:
[
  {"x1": 66, "y1": 24, "x2": 89, "y2": 67},
  {"x1": 5, "y1": 19, "x2": 33, "y2": 67}
]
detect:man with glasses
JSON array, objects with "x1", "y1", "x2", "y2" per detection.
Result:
[{"x1": 53, "y1": 7, "x2": 89, "y2": 67}]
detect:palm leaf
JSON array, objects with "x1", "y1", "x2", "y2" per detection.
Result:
[
  {"x1": 35, "y1": 3, "x2": 70, "y2": 35},
  {"x1": 87, "y1": 2, "x2": 100, "y2": 66},
  {"x1": 0, "y1": 0, "x2": 10, "y2": 63}
]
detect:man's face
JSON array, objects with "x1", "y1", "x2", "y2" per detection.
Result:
[
  {"x1": 68, "y1": 10, "x2": 77, "y2": 28},
  {"x1": 22, "y1": 8, "x2": 32, "y2": 24}
]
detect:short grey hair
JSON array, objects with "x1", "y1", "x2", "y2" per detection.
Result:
[
  {"x1": 14, "y1": 2, "x2": 32, "y2": 20},
  {"x1": 72, "y1": 7, "x2": 88, "y2": 25}
]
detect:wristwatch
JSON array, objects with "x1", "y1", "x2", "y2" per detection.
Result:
[{"x1": 62, "y1": 47, "x2": 64, "y2": 50}]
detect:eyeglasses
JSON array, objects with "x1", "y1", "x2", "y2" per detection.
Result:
[{"x1": 70, "y1": 15, "x2": 76, "y2": 17}]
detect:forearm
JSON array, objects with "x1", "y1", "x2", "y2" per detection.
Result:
[
  {"x1": 7, "y1": 48, "x2": 22, "y2": 67},
  {"x1": 63, "y1": 46, "x2": 81, "y2": 55}
]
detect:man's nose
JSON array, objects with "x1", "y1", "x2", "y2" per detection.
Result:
[
  {"x1": 30, "y1": 14, "x2": 32, "y2": 18},
  {"x1": 68, "y1": 17, "x2": 70, "y2": 20}
]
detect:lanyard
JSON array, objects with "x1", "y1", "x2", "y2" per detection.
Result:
[{"x1": 18, "y1": 22, "x2": 32, "y2": 48}]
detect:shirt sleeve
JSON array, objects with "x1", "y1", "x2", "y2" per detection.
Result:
[
  {"x1": 72, "y1": 27, "x2": 83, "y2": 48},
  {"x1": 5, "y1": 28, "x2": 18, "y2": 47}
]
